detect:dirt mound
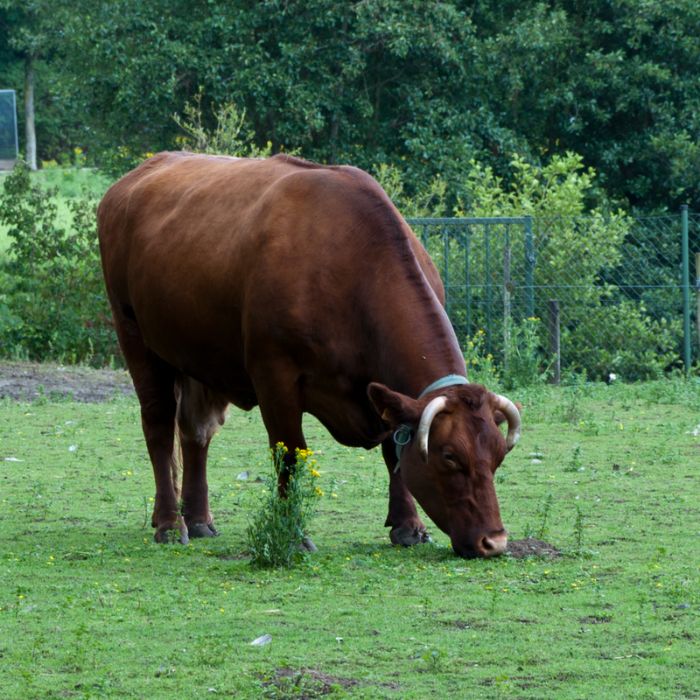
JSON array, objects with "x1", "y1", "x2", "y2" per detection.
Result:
[
  {"x1": 507, "y1": 537, "x2": 561, "y2": 558},
  {"x1": 0, "y1": 361, "x2": 134, "y2": 403}
]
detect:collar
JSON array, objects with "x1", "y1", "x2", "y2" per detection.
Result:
[{"x1": 392, "y1": 374, "x2": 468, "y2": 471}]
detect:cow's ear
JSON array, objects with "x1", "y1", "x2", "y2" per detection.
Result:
[{"x1": 367, "y1": 383, "x2": 420, "y2": 427}]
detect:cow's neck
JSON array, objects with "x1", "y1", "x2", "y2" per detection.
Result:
[{"x1": 373, "y1": 277, "x2": 467, "y2": 399}]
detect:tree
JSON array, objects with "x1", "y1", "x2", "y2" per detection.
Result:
[
  {"x1": 3, "y1": 0, "x2": 699, "y2": 211},
  {"x1": 467, "y1": 0, "x2": 700, "y2": 211},
  {"x1": 0, "y1": 1, "x2": 50, "y2": 169}
]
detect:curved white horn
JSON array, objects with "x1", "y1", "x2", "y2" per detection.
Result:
[
  {"x1": 494, "y1": 394, "x2": 521, "y2": 450},
  {"x1": 416, "y1": 396, "x2": 448, "y2": 460}
]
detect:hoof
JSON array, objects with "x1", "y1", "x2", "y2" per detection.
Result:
[
  {"x1": 299, "y1": 536, "x2": 318, "y2": 552},
  {"x1": 154, "y1": 523, "x2": 189, "y2": 545},
  {"x1": 390, "y1": 525, "x2": 432, "y2": 547},
  {"x1": 188, "y1": 522, "x2": 220, "y2": 539}
]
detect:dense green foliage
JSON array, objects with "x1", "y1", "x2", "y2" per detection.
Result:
[
  {"x1": 1, "y1": 0, "x2": 699, "y2": 210},
  {"x1": 0, "y1": 163, "x2": 117, "y2": 365},
  {"x1": 0, "y1": 380, "x2": 698, "y2": 697},
  {"x1": 470, "y1": 155, "x2": 684, "y2": 379}
]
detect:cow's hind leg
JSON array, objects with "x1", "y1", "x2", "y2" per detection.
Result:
[
  {"x1": 113, "y1": 314, "x2": 186, "y2": 543},
  {"x1": 176, "y1": 377, "x2": 229, "y2": 538},
  {"x1": 381, "y1": 439, "x2": 431, "y2": 546}
]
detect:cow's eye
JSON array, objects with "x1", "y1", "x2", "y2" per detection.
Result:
[{"x1": 442, "y1": 451, "x2": 459, "y2": 469}]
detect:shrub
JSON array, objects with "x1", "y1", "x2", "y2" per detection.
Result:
[
  {"x1": 372, "y1": 162, "x2": 448, "y2": 217},
  {"x1": 502, "y1": 317, "x2": 551, "y2": 389},
  {"x1": 0, "y1": 161, "x2": 118, "y2": 366},
  {"x1": 464, "y1": 328, "x2": 501, "y2": 388},
  {"x1": 173, "y1": 92, "x2": 272, "y2": 159},
  {"x1": 562, "y1": 300, "x2": 681, "y2": 381},
  {"x1": 451, "y1": 152, "x2": 682, "y2": 380}
]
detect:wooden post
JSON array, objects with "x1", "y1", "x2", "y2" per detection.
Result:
[
  {"x1": 696, "y1": 252, "x2": 700, "y2": 361},
  {"x1": 24, "y1": 54, "x2": 37, "y2": 170},
  {"x1": 548, "y1": 299, "x2": 561, "y2": 385},
  {"x1": 503, "y1": 244, "x2": 512, "y2": 371}
]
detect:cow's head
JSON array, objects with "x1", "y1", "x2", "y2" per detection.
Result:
[{"x1": 368, "y1": 382, "x2": 521, "y2": 558}]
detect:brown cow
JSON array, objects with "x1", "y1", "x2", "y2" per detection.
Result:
[{"x1": 97, "y1": 152, "x2": 521, "y2": 558}]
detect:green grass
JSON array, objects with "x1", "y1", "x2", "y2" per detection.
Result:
[
  {"x1": 0, "y1": 380, "x2": 698, "y2": 698},
  {"x1": 0, "y1": 167, "x2": 112, "y2": 255}
]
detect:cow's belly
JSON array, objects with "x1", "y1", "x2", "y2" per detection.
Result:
[{"x1": 130, "y1": 292, "x2": 257, "y2": 408}]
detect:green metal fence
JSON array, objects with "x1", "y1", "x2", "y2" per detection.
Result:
[{"x1": 408, "y1": 209, "x2": 698, "y2": 381}]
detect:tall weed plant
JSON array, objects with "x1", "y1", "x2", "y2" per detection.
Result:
[
  {"x1": 246, "y1": 444, "x2": 322, "y2": 569},
  {"x1": 465, "y1": 319, "x2": 552, "y2": 389},
  {"x1": 0, "y1": 161, "x2": 118, "y2": 366},
  {"x1": 503, "y1": 317, "x2": 551, "y2": 389}
]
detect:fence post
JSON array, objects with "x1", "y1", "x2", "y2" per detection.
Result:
[
  {"x1": 485, "y1": 224, "x2": 493, "y2": 353},
  {"x1": 695, "y1": 251, "x2": 700, "y2": 363},
  {"x1": 525, "y1": 216, "x2": 535, "y2": 319},
  {"x1": 503, "y1": 240, "x2": 512, "y2": 371},
  {"x1": 443, "y1": 225, "x2": 451, "y2": 324},
  {"x1": 464, "y1": 225, "x2": 471, "y2": 339},
  {"x1": 681, "y1": 206, "x2": 691, "y2": 373},
  {"x1": 548, "y1": 299, "x2": 561, "y2": 385}
]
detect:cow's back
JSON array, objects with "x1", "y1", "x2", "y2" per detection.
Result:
[{"x1": 98, "y1": 152, "x2": 446, "y2": 417}]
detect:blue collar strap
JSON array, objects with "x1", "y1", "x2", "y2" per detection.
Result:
[
  {"x1": 418, "y1": 374, "x2": 468, "y2": 398},
  {"x1": 392, "y1": 374, "x2": 469, "y2": 470}
]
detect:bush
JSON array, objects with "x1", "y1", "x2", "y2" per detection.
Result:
[
  {"x1": 503, "y1": 317, "x2": 551, "y2": 389},
  {"x1": 0, "y1": 162, "x2": 118, "y2": 366},
  {"x1": 173, "y1": 92, "x2": 273, "y2": 159},
  {"x1": 562, "y1": 300, "x2": 681, "y2": 381},
  {"x1": 451, "y1": 153, "x2": 683, "y2": 380}
]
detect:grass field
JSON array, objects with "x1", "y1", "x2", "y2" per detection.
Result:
[{"x1": 0, "y1": 379, "x2": 698, "y2": 698}]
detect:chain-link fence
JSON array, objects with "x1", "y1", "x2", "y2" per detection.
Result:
[{"x1": 409, "y1": 210, "x2": 698, "y2": 381}]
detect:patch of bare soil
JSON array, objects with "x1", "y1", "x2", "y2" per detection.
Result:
[
  {"x1": 262, "y1": 668, "x2": 361, "y2": 698},
  {"x1": 507, "y1": 537, "x2": 561, "y2": 558},
  {"x1": 0, "y1": 361, "x2": 134, "y2": 403}
]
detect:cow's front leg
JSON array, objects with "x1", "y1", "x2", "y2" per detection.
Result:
[
  {"x1": 381, "y1": 439, "x2": 432, "y2": 546},
  {"x1": 254, "y1": 366, "x2": 316, "y2": 552}
]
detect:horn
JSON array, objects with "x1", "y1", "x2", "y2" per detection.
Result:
[
  {"x1": 493, "y1": 394, "x2": 521, "y2": 450},
  {"x1": 416, "y1": 396, "x2": 448, "y2": 460}
]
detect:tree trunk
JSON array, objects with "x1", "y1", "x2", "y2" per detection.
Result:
[{"x1": 24, "y1": 54, "x2": 37, "y2": 170}]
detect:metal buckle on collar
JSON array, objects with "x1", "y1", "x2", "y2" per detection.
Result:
[{"x1": 393, "y1": 424, "x2": 413, "y2": 472}]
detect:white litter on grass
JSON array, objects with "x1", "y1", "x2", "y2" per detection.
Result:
[
  {"x1": 236, "y1": 471, "x2": 249, "y2": 481},
  {"x1": 691, "y1": 424, "x2": 700, "y2": 437},
  {"x1": 68, "y1": 445, "x2": 78, "y2": 452},
  {"x1": 250, "y1": 634, "x2": 272, "y2": 647},
  {"x1": 4, "y1": 457, "x2": 22, "y2": 462}
]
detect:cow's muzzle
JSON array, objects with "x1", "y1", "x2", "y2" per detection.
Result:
[{"x1": 452, "y1": 530, "x2": 508, "y2": 559}]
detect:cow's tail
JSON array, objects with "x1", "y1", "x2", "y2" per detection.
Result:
[{"x1": 172, "y1": 422, "x2": 183, "y2": 504}]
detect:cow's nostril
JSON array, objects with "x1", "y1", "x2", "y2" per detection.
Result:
[
  {"x1": 482, "y1": 537, "x2": 496, "y2": 551},
  {"x1": 479, "y1": 533, "x2": 507, "y2": 557}
]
